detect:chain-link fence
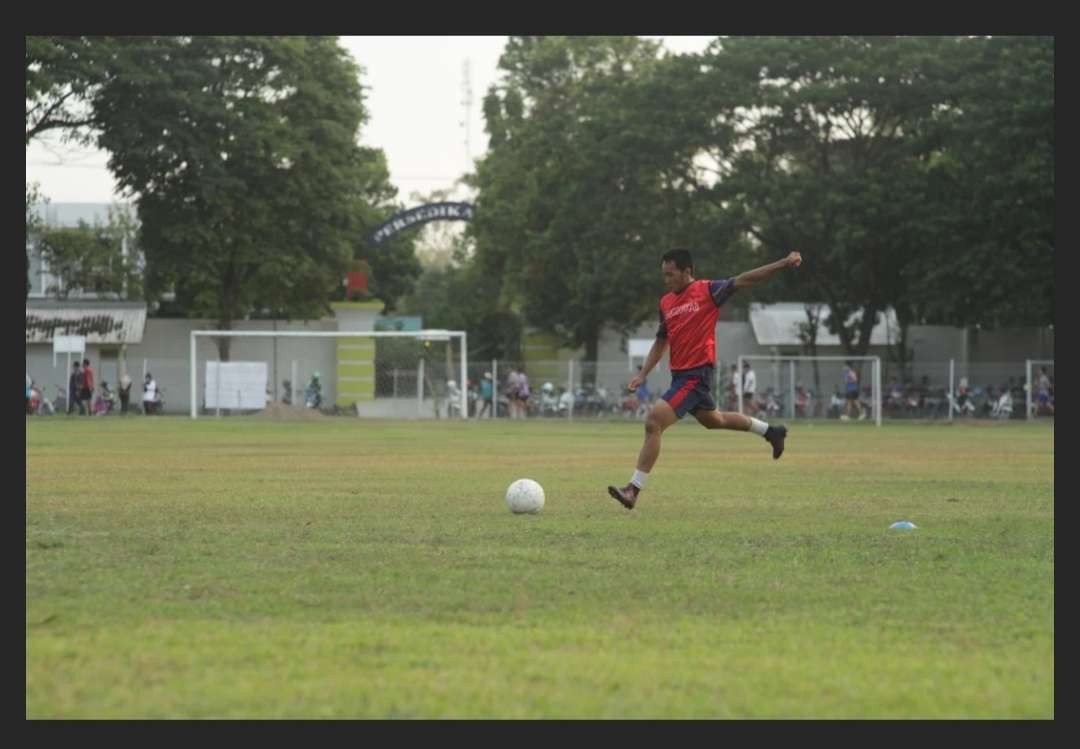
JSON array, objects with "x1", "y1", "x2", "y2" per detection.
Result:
[
  {"x1": 465, "y1": 358, "x2": 1054, "y2": 423},
  {"x1": 26, "y1": 344, "x2": 1054, "y2": 422}
]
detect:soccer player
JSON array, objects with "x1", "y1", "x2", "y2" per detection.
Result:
[
  {"x1": 607, "y1": 248, "x2": 802, "y2": 509},
  {"x1": 841, "y1": 363, "x2": 861, "y2": 421}
]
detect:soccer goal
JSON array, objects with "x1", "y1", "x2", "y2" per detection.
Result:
[
  {"x1": 735, "y1": 355, "x2": 882, "y2": 427},
  {"x1": 188, "y1": 329, "x2": 467, "y2": 420}
]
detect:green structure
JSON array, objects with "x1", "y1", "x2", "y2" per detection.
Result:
[{"x1": 330, "y1": 301, "x2": 384, "y2": 407}]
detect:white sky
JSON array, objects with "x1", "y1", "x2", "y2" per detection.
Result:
[{"x1": 25, "y1": 36, "x2": 716, "y2": 206}]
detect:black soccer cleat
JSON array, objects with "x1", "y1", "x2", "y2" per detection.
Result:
[
  {"x1": 764, "y1": 425, "x2": 787, "y2": 460},
  {"x1": 607, "y1": 483, "x2": 639, "y2": 510}
]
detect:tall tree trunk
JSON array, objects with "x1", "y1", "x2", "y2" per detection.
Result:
[
  {"x1": 854, "y1": 305, "x2": 879, "y2": 357},
  {"x1": 583, "y1": 327, "x2": 600, "y2": 386},
  {"x1": 890, "y1": 303, "x2": 914, "y2": 384},
  {"x1": 215, "y1": 275, "x2": 238, "y2": 362},
  {"x1": 850, "y1": 304, "x2": 880, "y2": 386},
  {"x1": 214, "y1": 325, "x2": 232, "y2": 362}
]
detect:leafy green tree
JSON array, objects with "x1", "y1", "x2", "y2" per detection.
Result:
[
  {"x1": 34, "y1": 204, "x2": 142, "y2": 300},
  {"x1": 92, "y1": 37, "x2": 413, "y2": 358},
  {"x1": 471, "y1": 36, "x2": 734, "y2": 372}
]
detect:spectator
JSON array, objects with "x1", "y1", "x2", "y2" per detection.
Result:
[
  {"x1": 81, "y1": 358, "x2": 95, "y2": 416},
  {"x1": 142, "y1": 372, "x2": 158, "y2": 415},
  {"x1": 517, "y1": 367, "x2": 531, "y2": 418},
  {"x1": 506, "y1": 367, "x2": 529, "y2": 419},
  {"x1": 794, "y1": 384, "x2": 809, "y2": 418},
  {"x1": 886, "y1": 379, "x2": 904, "y2": 416},
  {"x1": 725, "y1": 364, "x2": 741, "y2": 411},
  {"x1": 953, "y1": 376, "x2": 975, "y2": 417},
  {"x1": 829, "y1": 389, "x2": 845, "y2": 419},
  {"x1": 69, "y1": 361, "x2": 86, "y2": 415},
  {"x1": 1036, "y1": 367, "x2": 1053, "y2": 416},
  {"x1": 26, "y1": 372, "x2": 33, "y2": 414},
  {"x1": 446, "y1": 379, "x2": 462, "y2": 418},
  {"x1": 504, "y1": 368, "x2": 519, "y2": 419},
  {"x1": 119, "y1": 373, "x2": 133, "y2": 414},
  {"x1": 992, "y1": 387, "x2": 1013, "y2": 420},
  {"x1": 558, "y1": 386, "x2": 574, "y2": 415},
  {"x1": 305, "y1": 373, "x2": 322, "y2": 409},
  {"x1": 476, "y1": 371, "x2": 494, "y2": 419},
  {"x1": 741, "y1": 361, "x2": 756, "y2": 415},
  {"x1": 979, "y1": 385, "x2": 995, "y2": 418},
  {"x1": 764, "y1": 387, "x2": 782, "y2": 418},
  {"x1": 540, "y1": 382, "x2": 560, "y2": 416},
  {"x1": 841, "y1": 363, "x2": 860, "y2": 421},
  {"x1": 94, "y1": 381, "x2": 115, "y2": 415}
]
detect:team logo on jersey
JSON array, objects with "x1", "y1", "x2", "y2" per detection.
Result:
[{"x1": 665, "y1": 301, "x2": 700, "y2": 320}]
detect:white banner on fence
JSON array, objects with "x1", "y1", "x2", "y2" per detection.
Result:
[
  {"x1": 204, "y1": 361, "x2": 268, "y2": 410},
  {"x1": 53, "y1": 335, "x2": 86, "y2": 354},
  {"x1": 53, "y1": 335, "x2": 87, "y2": 368}
]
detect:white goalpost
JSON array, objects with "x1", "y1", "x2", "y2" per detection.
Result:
[
  {"x1": 189, "y1": 329, "x2": 467, "y2": 420},
  {"x1": 736, "y1": 354, "x2": 882, "y2": 427}
]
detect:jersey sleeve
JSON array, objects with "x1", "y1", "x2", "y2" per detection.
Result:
[
  {"x1": 708, "y1": 278, "x2": 738, "y2": 307},
  {"x1": 656, "y1": 305, "x2": 668, "y2": 339}
]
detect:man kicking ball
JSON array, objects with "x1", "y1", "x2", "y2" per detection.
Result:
[{"x1": 608, "y1": 248, "x2": 803, "y2": 509}]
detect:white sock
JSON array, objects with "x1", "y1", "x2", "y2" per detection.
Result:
[
  {"x1": 748, "y1": 417, "x2": 769, "y2": 436},
  {"x1": 630, "y1": 470, "x2": 648, "y2": 490}
]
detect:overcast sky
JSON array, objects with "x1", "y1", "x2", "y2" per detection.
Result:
[{"x1": 26, "y1": 36, "x2": 716, "y2": 207}]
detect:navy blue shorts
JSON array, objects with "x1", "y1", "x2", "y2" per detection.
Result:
[{"x1": 661, "y1": 365, "x2": 716, "y2": 419}]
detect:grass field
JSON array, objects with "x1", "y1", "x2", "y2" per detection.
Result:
[{"x1": 25, "y1": 416, "x2": 1053, "y2": 718}]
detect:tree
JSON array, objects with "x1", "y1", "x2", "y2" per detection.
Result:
[
  {"x1": 25, "y1": 36, "x2": 116, "y2": 145},
  {"x1": 469, "y1": 36, "x2": 737, "y2": 374},
  {"x1": 913, "y1": 36, "x2": 1053, "y2": 329},
  {"x1": 34, "y1": 204, "x2": 142, "y2": 300},
  {"x1": 688, "y1": 36, "x2": 977, "y2": 357},
  {"x1": 399, "y1": 241, "x2": 523, "y2": 362},
  {"x1": 685, "y1": 35, "x2": 1053, "y2": 358},
  {"x1": 26, "y1": 182, "x2": 48, "y2": 299},
  {"x1": 92, "y1": 37, "x2": 413, "y2": 359}
]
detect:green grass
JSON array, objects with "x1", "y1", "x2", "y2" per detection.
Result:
[{"x1": 25, "y1": 416, "x2": 1053, "y2": 718}]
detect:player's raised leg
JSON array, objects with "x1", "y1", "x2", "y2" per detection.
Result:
[{"x1": 693, "y1": 408, "x2": 788, "y2": 459}]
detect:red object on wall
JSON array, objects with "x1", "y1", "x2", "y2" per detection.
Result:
[{"x1": 346, "y1": 271, "x2": 368, "y2": 294}]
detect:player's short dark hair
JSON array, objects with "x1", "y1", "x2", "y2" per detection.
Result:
[{"x1": 661, "y1": 248, "x2": 694, "y2": 273}]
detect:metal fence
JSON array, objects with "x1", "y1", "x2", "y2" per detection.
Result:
[
  {"x1": 26, "y1": 349, "x2": 1054, "y2": 422},
  {"x1": 462, "y1": 358, "x2": 1054, "y2": 423}
]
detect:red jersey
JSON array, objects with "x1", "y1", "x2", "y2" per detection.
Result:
[{"x1": 657, "y1": 278, "x2": 738, "y2": 371}]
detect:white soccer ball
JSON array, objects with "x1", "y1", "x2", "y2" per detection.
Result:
[{"x1": 505, "y1": 478, "x2": 545, "y2": 515}]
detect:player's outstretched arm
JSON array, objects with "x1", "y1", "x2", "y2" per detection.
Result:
[{"x1": 732, "y1": 251, "x2": 802, "y2": 290}]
